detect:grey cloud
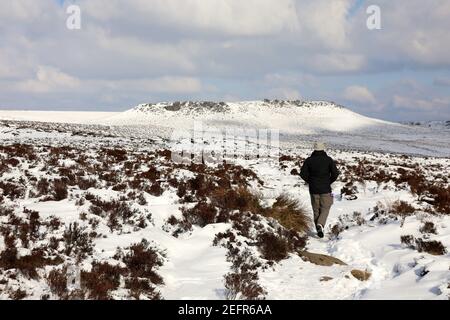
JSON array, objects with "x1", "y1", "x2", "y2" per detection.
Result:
[
  {"x1": 434, "y1": 77, "x2": 450, "y2": 87},
  {"x1": 0, "y1": 0, "x2": 449, "y2": 121}
]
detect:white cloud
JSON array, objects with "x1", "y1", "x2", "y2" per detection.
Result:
[
  {"x1": 310, "y1": 53, "x2": 366, "y2": 73},
  {"x1": 14, "y1": 66, "x2": 80, "y2": 93},
  {"x1": 13, "y1": 71, "x2": 202, "y2": 95},
  {"x1": 0, "y1": 53, "x2": 16, "y2": 79},
  {"x1": 343, "y1": 85, "x2": 377, "y2": 105},
  {"x1": 102, "y1": 76, "x2": 203, "y2": 93},
  {"x1": 0, "y1": 0, "x2": 449, "y2": 120},
  {"x1": 349, "y1": 0, "x2": 450, "y2": 68},
  {"x1": 266, "y1": 87, "x2": 302, "y2": 100},
  {"x1": 263, "y1": 73, "x2": 318, "y2": 87},
  {"x1": 0, "y1": 0, "x2": 50, "y2": 22},
  {"x1": 93, "y1": 29, "x2": 197, "y2": 73},
  {"x1": 83, "y1": 0, "x2": 300, "y2": 36},
  {"x1": 294, "y1": 0, "x2": 352, "y2": 50},
  {"x1": 393, "y1": 95, "x2": 450, "y2": 111}
]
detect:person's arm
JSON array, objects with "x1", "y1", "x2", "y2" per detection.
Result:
[
  {"x1": 300, "y1": 159, "x2": 310, "y2": 183},
  {"x1": 330, "y1": 159, "x2": 340, "y2": 183}
]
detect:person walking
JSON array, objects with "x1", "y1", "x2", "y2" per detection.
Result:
[{"x1": 300, "y1": 142, "x2": 340, "y2": 238}]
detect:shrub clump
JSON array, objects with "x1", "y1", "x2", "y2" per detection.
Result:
[
  {"x1": 118, "y1": 239, "x2": 165, "y2": 300},
  {"x1": 47, "y1": 267, "x2": 69, "y2": 298},
  {"x1": 400, "y1": 235, "x2": 415, "y2": 249},
  {"x1": 415, "y1": 238, "x2": 447, "y2": 256},
  {"x1": 210, "y1": 187, "x2": 262, "y2": 215},
  {"x1": 62, "y1": 222, "x2": 93, "y2": 260},
  {"x1": 400, "y1": 235, "x2": 447, "y2": 255},
  {"x1": 223, "y1": 249, "x2": 266, "y2": 300},
  {"x1": 257, "y1": 232, "x2": 289, "y2": 262},
  {"x1": 419, "y1": 221, "x2": 437, "y2": 234},
  {"x1": 0, "y1": 246, "x2": 62, "y2": 279},
  {"x1": 264, "y1": 194, "x2": 310, "y2": 234},
  {"x1": 81, "y1": 262, "x2": 124, "y2": 300},
  {"x1": 46, "y1": 240, "x2": 165, "y2": 300},
  {"x1": 388, "y1": 200, "x2": 416, "y2": 226},
  {"x1": 53, "y1": 179, "x2": 69, "y2": 201},
  {"x1": 181, "y1": 201, "x2": 218, "y2": 228}
]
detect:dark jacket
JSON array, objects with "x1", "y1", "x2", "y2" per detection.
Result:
[{"x1": 300, "y1": 151, "x2": 339, "y2": 194}]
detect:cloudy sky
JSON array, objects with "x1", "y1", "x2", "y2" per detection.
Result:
[{"x1": 1, "y1": 0, "x2": 449, "y2": 121}]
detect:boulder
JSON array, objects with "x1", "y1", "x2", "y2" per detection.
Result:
[
  {"x1": 351, "y1": 269, "x2": 371, "y2": 281},
  {"x1": 297, "y1": 250, "x2": 347, "y2": 267}
]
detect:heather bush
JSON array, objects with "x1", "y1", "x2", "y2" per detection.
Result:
[
  {"x1": 81, "y1": 262, "x2": 124, "y2": 300},
  {"x1": 119, "y1": 239, "x2": 165, "y2": 300},
  {"x1": 5, "y1": 158, "x2": 20, "y2": 167},
  {"x1": 125, "y1": 277, "x2": 162, "y2": 300},
  {"x1": 0, "y1": 204, "x2": 14, "y2": 217},
  {"x1": 400, "y1": 235, "x2": 446, "y2": 255},
  {"x1": 103, "y1": 148, "x2": 127, "y2": 162},
  {"x1": 181, "y1": 201, "x2": 218, "y2": 227},
  {"x1": 426, "y1": 185, "x2": 450, "y2": 214},
  {"x1": 0, "y1": 144, "x2": 36, "y2": 161},
  {"x1": 415, "y1": 238, "x2": 447, "y2": 256},
  {"x1": 9, "y1": 288, "x2": 27, "y2": 300},
  {"x1": 330, "y1": 223, "x2": 345, "y2": 240},
  {"x1": 36, "y1": 178, "x2": 50, "y2": 196},
  {"x1": 388, "y1": 200, "x2": 416, "y2": 226},
  {"x1": 47, "y1": 266, "x2": 68, "y2": 298},
  {"x1": 257, "y1": 232, "x2": 289, "y2": 262},
  {"x1": 147, "y1": 182, "x2": 164, "y2": 196},
  {"x1": 341, "y1": 181, "x2": 358, "y2": 199},
  {"x1": 77, "y1": 177, "x2": 97, "y2": 190},
  {"x1": 63, "y1": 222, "x2": 93, "y2": 259},
  {"x1": 53, "y1": 179, "x2": 68, "y2": 201},
  {"x1": 419, "y1": 221, "x2": 437, "y2": 234},
  {"x1": 0, "y1": 246, "x2": 62, "y2": 279},
  {"x1": 223, "y1": 249, "x2": 266, "y2": 300},
  {"x1": 0, "y1": 181, "x2": 25, "y2": 200},
  {"x1": 400, "y1": 235, "x2": 415, "y2": 249},
  {"x1": 122, "y1": 239, "x2": 165, "y2": 281}
]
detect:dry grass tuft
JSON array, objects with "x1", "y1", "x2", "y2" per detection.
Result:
[{"x1": 264, "y1": 194, "x2": 311, "y2": 234}]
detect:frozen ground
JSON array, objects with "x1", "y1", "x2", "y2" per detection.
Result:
[
  {"x1": 247, "y1": 155, "x2": 450, "y2": 299},
  {"x1": 2, "y1": 100, "x2": 450, "y2": 157},
  {"x1": 0, "y1": 110, "x2": 118, "y2": 124},
  {"x1": 0, "y1": 102, "x2": 449, "y2": 300}
]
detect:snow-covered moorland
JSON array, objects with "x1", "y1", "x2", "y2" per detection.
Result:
[{"x1": 0, "y1": 101, "x2": 449, "y2": 300}]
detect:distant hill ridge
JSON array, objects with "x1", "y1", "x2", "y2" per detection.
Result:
[
  {"x1": 401, "y1": 120, "x2": 450, "y2": 130},
  {"x1": 133, "y1": 99, "x2": 345, "y2": 114},
  {"x1": 101, "y1": 99, "x2": 395, "y2": 135}
]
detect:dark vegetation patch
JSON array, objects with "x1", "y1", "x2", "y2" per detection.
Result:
[
  {"x1": 0, "y1": 205, "x2": 65, "y2": 280},
  {"x1": 400, "y1": 235, "x2": 447, "y2": 255},
  {"x1": 1, "y1": 141, "x2": 448, "y2": 299},
  {"x1": 223, "y1": 249, "x2": 266, "y2": 300},
  {"x1": 257, "y1": 232, "x2": 289, "y2": 262},
  {"x1": 389, "y1": 200, "x2": 416, "y2": 226},
  {"x1": 369, "y1": 201, "x2": 416, "y2": 226},
  {"x1": 415, "y1": 238, "x2": 447, "y2": 256},
  {"x1": 45, "y1": 239, "x2": 165, "y2": 300},
  {"x1": 419, "y1": 221, "x2": 437, "y2": 234},
  {"x1": 328, "y1": 211, "x2": 365, "y2": 239},
  {"x1": 337, "y1": 156, "x2": 449, "y2": 214},
  {"x1": 62, "y1": 222, "x2": 93, "y2": 260}
]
